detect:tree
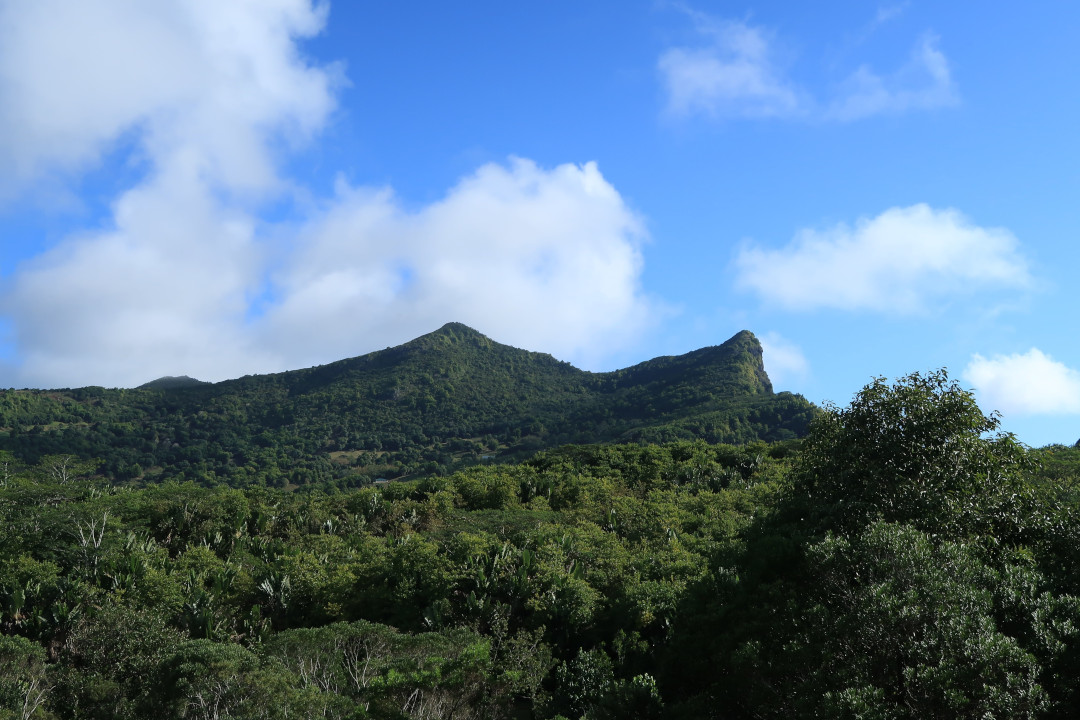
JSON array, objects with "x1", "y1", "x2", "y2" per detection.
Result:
[
  {"x1": 0, "y1": 451, "x2": 22, "y2": 486},
  {"x1": 53, "y1": 601, "x2": 185, "y2": 719},
  {"x1": 800, "y1": 521, "x2": 1061, "y2": 719},
  {"x1": 663, "y1": 371, "x2": 1080, "y2": 718},
  {"x1": 794, "y1": 369, "x2": 1035, "y2": 539},
  {"x1": 35, "y1": 455, "x2": 100, "y2": 485},
  {"x1": 0, "y1": 635, "x2": 52, "y2": 720},
  {"x1": 161, "y1": 639, "x2": 296, "y2": 720}
]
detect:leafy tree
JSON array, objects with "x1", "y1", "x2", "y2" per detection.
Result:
[
  {"x1": 0, "y1": 635, "x2": 52, "y2": 720},
  {"x1": 160, "y1": 640, "x2": 295, "y2": 720},
  {"x1": 53, "y1": 600, "x2": 185, "y2": 719},
  {"x1": 795, "y1": 370, "x2": 1035, "y2": 540},
  {"x1": 800, "y1": 522, "x2": 1066, "y2": 719},
  {"x1": 665, "y1": 371, "x2": 1080, "y2": 719}
]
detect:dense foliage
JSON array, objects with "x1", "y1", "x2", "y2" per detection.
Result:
[
  {"x1": 0, "y1": 324, "x2": 815, "y2": 486},
  {"x1": 2, "y1": 370, "x2": 1080, "y2": 718}
]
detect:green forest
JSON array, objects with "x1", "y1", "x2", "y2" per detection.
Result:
[
  {"x1": 4, "y1": 368, "x2": 1080, "y2": 719},
  {"x1": 0, "y1": 325, "x2": 814, "y2": 487}
]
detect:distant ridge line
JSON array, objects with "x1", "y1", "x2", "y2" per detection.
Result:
[{"x1": 137, "y1": 375, "x2": 210, "y2": 390}]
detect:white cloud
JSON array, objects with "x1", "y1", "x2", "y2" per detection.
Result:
[
  {"x1": 5, "y1": 157, "x2": 274, "y2": 387},
  {"x1": 0, "y1": 2, "x2": 660, "y2": 388},
  {"x1": 260, "y1": 158, "x2": 658, "y2": 371},
  {"x1": 659, "y1": 10, "x2": 956, "y2": 122},
  {"x1": 0, "y1": 0, "x2": 338, "y2": 388},
  {"x1": 964, "y1": 349, "x2": 1080, "y2": 416},
  {"x1": 0, "y1": 0, "x2": 337, "y2": 197},
  {"x1": 735, "y1": 205, "x2": 1030, "y2": 313},
  {"x1": 5, "y1": 156, "x2": 657, "y2": 388},
  {"x1": 658, "y1": 19, "x2": 803, "y2": 119},
  {"x1": 759, "y1": 331, "x2": 809, "y2": 387},
  {"x1": 825, "y1": 34, "x2": 957, "y2": 121}
]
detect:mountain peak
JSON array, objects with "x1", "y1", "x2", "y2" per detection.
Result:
[
  {"x1": 432, "y1": 322, "x2": 486, "y2": 339},
  {"x1": 721, "y1": 330, "x2": 771, "y2": 394},
  {"x1": 616, "y1": 329, "x2": 772, "y2": 398},
  {"x1": 138, "y1": 375, "x2": 209, "y2": 390},
  {"x1": 403, "y1": 322, "x2": 492, "y2": 353},
  {"x1": 728, "y1": 329, "x2": 760, "y2": 345}
]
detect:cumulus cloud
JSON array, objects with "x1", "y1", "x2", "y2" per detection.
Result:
[
  {"x1": 7, "y1": 157, "x2": 656, "y2": 387},
  {"x1": 759, "y1": 332, "x2": 809, "y2": 387},
  {"x1": 261, "y1": 158, "x2": 657, "y2": 371},
  {"x1": 0, "y1": 1, "x2": 659, "y2": 388},
  {"x1": 735, "y1": 205, "x2": 1030, "y2": 313},
  {"x1": 659, "y1": 9, "x2": 956, "y2": 122},
  {"x1": 0, "y1": 0, "x2": 337, "y2": 196},
  {"x1": 0, "y1": 0, "x2": 338, "y2": 387},
  {"x1": 5, "y1": 158, "x2": 274, "y2": 387},
  {"x1": 964, "y1": 349, "x2": 1080, "y2": 416}
]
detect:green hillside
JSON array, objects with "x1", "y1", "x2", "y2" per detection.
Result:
[
  {"x1": 0, "y1": 323, "x2": 814, "y2": 486},
  {"x1": 3, "y1": 373, "x2": 1079, "y2": 719}
]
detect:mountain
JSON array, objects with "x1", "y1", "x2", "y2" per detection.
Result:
[
  {"x1": 137, "y1": 375, "x2": 210, "y2": 390},
  {"x1": 0, "y1": 323, "x2": 815, "y2": 486}
]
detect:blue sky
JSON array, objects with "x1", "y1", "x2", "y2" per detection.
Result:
[{"x1": 0, "y1": 1, "x2": 1078, "y2": 446}]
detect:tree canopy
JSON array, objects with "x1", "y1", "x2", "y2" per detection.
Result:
[{"x1": 1, "y1": 370, "x2": 1080, "y2": 718}]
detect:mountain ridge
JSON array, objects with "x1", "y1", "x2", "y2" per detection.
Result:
[
  {"x1": 0, "y1": 323, "x2": 816, "y2": 486},
  {"x1": 152, "y1": 323, "x2": 772, "y2": 400}
]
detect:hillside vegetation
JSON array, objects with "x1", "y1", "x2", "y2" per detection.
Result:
[
  {"x1": 0, "y1": 324, "x2": 814, "y2": 486},
  {"x1": 2, "y1": 372, "x2": 1080, "y2": 718}
]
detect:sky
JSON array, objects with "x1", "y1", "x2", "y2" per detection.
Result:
[{"x1": 0, "y1": 0, "x2": 1078, "y2": 447}]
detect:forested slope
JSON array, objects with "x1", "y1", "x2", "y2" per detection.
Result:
[
  {"x1": 0, "y1": 324, "x2": 814, "y2": 486},
  {"x1": 3, "y1": 373, "x2": 1080, "y2": 718}
]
